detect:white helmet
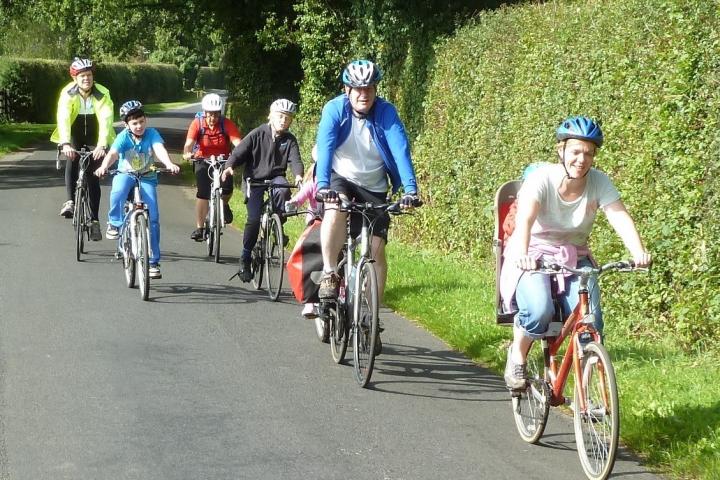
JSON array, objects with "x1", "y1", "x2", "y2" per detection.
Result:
[
  {"x1": 270, "y1": 99, "x2": 297, "y2": 115},
  {"x1": 201, "y1": 93, "x2": 223, "y2": 112}
]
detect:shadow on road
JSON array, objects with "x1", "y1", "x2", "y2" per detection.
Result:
[
  {"x1": 0, "y1": 160, "x2": 66, "y2": 190},
  {"x1": 369, "y1": 342, "x2": 508, "y2": 401},
  {"x1": 148, "y1": 282, "x2": 259, "y2": 304}
]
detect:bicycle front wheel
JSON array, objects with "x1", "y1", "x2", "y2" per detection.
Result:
[
  {"x1": 213, "y1": 192, "x2": 222, "y2": 263},
  {"x1": 352, "y1": 260, "x2": 379, "y2": 387},
  {"x1": 511, "y1": 341, "x2": 550, "y2": 443},
  {"x1": 136, "y1": 215, "x2": 150, "y2": 301},
  {"x1": 265, "y1": 213, "x2": 284, "y2": 301},
  {"x1": 573, "y1": 341, "x2": 619, "y2": 480}
]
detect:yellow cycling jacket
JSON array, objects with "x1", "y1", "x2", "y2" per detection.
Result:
[{"x1": 50, "y1": 82, "x2": 116, "y2": 147}]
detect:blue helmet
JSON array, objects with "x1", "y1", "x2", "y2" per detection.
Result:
[
  {"x1": 556, "y1": 116, "x2": 603, "y2": 147},
  {"x1": 342, "y1": 60, "x2": 382, "y2": 88}
]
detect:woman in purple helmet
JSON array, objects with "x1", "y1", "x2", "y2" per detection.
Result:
[{"x1": 500, "y1": 116, "x2": 651, "y2": 390}]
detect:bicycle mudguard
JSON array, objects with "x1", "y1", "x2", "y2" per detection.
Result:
[{"x1": 494, "y1": 180, "x2": 522, "y2": 326}]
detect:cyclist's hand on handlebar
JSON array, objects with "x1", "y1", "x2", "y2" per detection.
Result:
[
  {"x1": 515, "y1": 254, "x2": 538, "y2": 271},
  {"x1": 631, "y1": 251, "x2": 652, "y2": 269},
  {"x1": 92, "y1": 145, "x2": 106, "y2": 161},
  {"x1": 400, "y1": 193, "x2": 421, "y2": 209},
  {"x1": 94, "y1": 165, "x2": 108, "y2": 178},
  {"x1": 182, "y1": 152, "x2": 193, "y2": 161},
  {"x1": 62, "y1": 144, "x2": 77, "y2": 160},
  {"x1": 221, "y1": 167, "x2": 234, "y2": 182},
  {"x1": 165, "y1": 162, "x2": 180, "y2": 175},
  {"x1": 316, "y1": 188, "x2": 339, "y2": 203}
]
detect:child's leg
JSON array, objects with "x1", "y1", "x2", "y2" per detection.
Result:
[
  {"x1": 140, "y1": 180, "x2": 160, "y2": 264},
  {"x1": 108, "y1": 174, "x2": 135, "y2": 227}
]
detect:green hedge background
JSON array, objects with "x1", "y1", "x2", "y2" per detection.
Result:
[
  {"x1": 396, "y1": 0, "x2": 719, "y2": 350},
  {"x1": 0, "y1": 58, "x2": 183, "y2": 123}
]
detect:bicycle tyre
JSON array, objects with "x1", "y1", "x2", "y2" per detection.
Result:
[
  {"x1": 74, "y1": 188, "x2": 86, "y2": 261},
  {"x1": 511, "y1": 342, "x2": 550, "y2": 443},
  {"x1": 206, "y1": 215, "x2": 214, "y2": 257},
  {"x1": 265, "y1": 213, "x2": 284, "y2": 301},
  {"x1": 573, "y1": 341, "x2": 619, "y2": 480},
  {"x1": 213, "y1": 191, "x2": 222, "y2": 263},
  {"x1": 122, "y1": 225, "x2": 136, "y2": 288},
  {"x1": 251, "y1": 243, "x2": 264, "y2": 290},
  {"x1": 136, "y1": 215, "x2": 150, "y2": 301},
  {"x1": 329, "y1": 304, "x2": 348, "y2": 363},
  {"x1": 352, "y1": 260, "x2": 379, "y2": 387}
]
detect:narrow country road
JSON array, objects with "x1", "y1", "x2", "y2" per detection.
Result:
[{"x1": 0, "y1": 105, "x2": 662, "y2": 479}]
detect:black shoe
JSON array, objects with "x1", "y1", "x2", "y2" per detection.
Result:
[
  {"x1": 374, "y1": 334, "x2": 382, "y2": 356},
  {"x1": 191, "y1": 227, "x2": 205, "y2": 242},
  {"x1": 239, "y1": 258, "x2": 253, "y2": 282},
  {"x1": 283, "y1": 234, "x2": 289, "y2": 247},
  {"x1": 224, "y1": 204, "x2": 233, "y2": 224}
]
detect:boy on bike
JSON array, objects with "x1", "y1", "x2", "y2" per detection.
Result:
[
  {"x1": 221, "y1": 99, "x2": 304, "y2": 282},
  {"x1": 94, "y1": 101, "x2": 180, "y2": 279},
  {"x1": 314, "y1": 60, "x2": 421, "y2": 352},
  {"x1": 182, "y1": 93, "x2": 242, "y2": 241},
  {"x1": 500, "y1": 116, "x2": 651, "y2": 389},
  {"x1": 51, "y1": 57, "x2": 115, "y2": 241}
]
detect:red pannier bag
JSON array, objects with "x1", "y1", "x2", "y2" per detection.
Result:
[{"x1": 286, "y1": 220, "x2": 324, "y2": 303}]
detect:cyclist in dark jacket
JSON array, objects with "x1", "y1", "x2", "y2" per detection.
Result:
[{"x1": 222, "y1": 99, "x2": 304, "y2": 281}]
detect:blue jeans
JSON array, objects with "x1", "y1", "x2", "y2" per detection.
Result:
[
  {"x1": 108, "y1": 173, "x2": 161, "y2": 264},
  {"x1": 514, "y1": 257, "x2": 602, "y2": 338}
]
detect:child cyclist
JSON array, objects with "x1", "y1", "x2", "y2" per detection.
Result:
[{"x1": 94, "y1": 100, "x2": 180, "y2": 279}]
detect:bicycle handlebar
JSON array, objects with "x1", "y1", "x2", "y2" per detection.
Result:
[
  {"x1": 535, "y1": 259, "x2": 648, "y2": 276},
  {"x1": 337, "y1": 198, "x2": 423, "y2": 215},
  {"x1": 108, "y1": 165, "x2": 171, "y2": 176}
]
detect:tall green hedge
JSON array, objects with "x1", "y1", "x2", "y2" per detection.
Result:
[
  {"x1": 195, "y1": 66, "x2": 225, "y2": 91},
  {"x1": 402, "y1": 0, "x2": 719, "y2": 350},
  {"x1": 0, "y1": 58, "x2": 183, "y2": 123}
]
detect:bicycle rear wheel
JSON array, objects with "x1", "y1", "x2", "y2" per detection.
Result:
[
  {"x1": 74, "y1": 188, "x2": 86, "y2": 261},
  {"x1": 136, "y1": 215, "x2": 150, "y2": 301},
  {"x1": 265, "y1": 213, "x2": 284, "y2": 301},
  {"x1": 352, "y1": 260, "x2": 379, "y2": 387},
  {"x1": 213, "y1": 191, "x2": 222, "y2": 263},
  {"x1": 251, "y1": 242, "x2": 264, "y2": 290},
  {"x1": 122, "y1": 226, "x2": 136, "y2": 288},
  {"x1": 205, "y1": 215, "x2": 214, "y2": 257},
  {"x1": 573, "y1": 341, "x2": 619, "y2": 480},
  {"x1": 329, "y1": 304, "x2": 348, "y2": 363},
  {"x1": 511, "y1": 341, "x2": 550, "y2": 443}
]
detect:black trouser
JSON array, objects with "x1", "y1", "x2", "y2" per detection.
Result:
[
  {"x1": 241, "y1": 176, "x2": 290, "y2": 261},
  {"x1": 65, "y1": 114, "x2": 101, "y2": 220}
]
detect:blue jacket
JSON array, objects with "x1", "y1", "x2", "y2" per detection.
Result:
[{"x1": 315, "y1": 94, "x2": 418, "y2": 194}]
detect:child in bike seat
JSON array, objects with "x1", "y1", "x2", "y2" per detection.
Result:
[
  {"x1": 500, "y1": 116, "x2": 651, "y2": 390},
  {"x1": 94, "y1": 100, "x2": 180, "y2": 279}
]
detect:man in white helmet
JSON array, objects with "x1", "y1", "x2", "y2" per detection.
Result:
[
  {"x1": 183, "y1": 93, "x2": 242, "y2": 241},
  {"x1": 222, "y1": 99, "x2": 304, "y2": 282}
]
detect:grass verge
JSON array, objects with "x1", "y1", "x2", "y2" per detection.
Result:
[{"x1": 0, "y1": 123, "x2": 54, "y2": 156}]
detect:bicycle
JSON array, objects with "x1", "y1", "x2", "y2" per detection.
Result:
[
  {"x1": 57, "y1": 146, "x2": 95, "y2": 261},
  {"x1": 194, "y1": 155, "x2": 227, "y2": 263},
  {"x1": 242, "y1": 179, "x2": 293, "y2": 301},
  {"x1": 111, "y1": 165, "x2": 168, "y2": 301},
  {"x1": 318, "y1": 198, "x2": 419, "y2": 388},
  {"x1": 509, "y1": 259, "x2": 647, "y2": 480}
]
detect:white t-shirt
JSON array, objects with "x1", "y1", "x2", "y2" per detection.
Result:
[
  {"x1": 332, "y1": 115, "x2": 388, "y2": 192},
  {"x1": 520, "y1": 164, "x2": 620, "y2": 246}
]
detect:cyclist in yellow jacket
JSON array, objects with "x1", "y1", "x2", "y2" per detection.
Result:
[{"x1": 51, "y1": 57, "x2": 116, "y2": 241}]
